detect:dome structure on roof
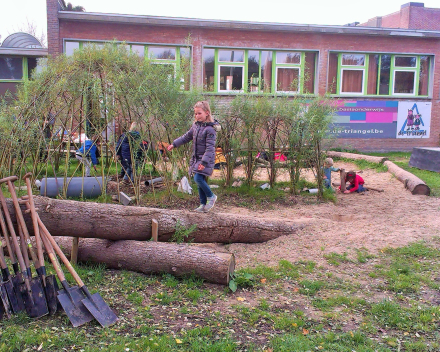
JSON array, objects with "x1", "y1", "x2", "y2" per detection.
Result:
[{"x1": 1, "y1": 32, "x2": 43, "y2": 49}]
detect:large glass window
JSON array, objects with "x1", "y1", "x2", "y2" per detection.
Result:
[
  {"x1": 331, "y1": 52, "x2": 431, "y2": 97},
  {"x1": 0, "y1": 57, "x2": 23, "y2": 80},
  {"x1": 148, "y1": 46, "x2": 176, "y2": 60},
  {"x1": 203, "y1": 48, "x2": 215, "y2": 92},
  {"x1": 219, "y1": 66, "x2": 243, "y2": 91},
  {"x1": 218, "y1": 50, "x2": 244, "y2": 62},
  {"x1": 65, "y1": 41, "x2": 79, "y2": 56},
  {"x1": 131, "y1": 45, "x2": 144, "y2": 57},
  {"x1": 203, "y1": 48, "x2": 316, "y2": 94},
  {"x1": 28, "y1": 58, "x2": 38, "y2": 79}
]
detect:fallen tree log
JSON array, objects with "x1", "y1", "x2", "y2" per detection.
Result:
[
  {"x1": 7, "y1": 197, "x2": 305, "y2": 243},
  {"x1": 327, "y1": 151, "x2": 388, "y2": 164},
  {"x1": 53, "y1": 237, "x2": 234, "y2": 285},
  {"x1": 384, "y1": 161, "x2": 430, "y2": 195}
]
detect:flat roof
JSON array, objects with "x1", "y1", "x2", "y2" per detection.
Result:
[{"x1": 58, "y1": 11, "x2": 440, "y2": 39}]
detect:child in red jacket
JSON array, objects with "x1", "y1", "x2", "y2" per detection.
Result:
[{"x1": 341, "y1": 171, "x2": 366, "y2": 194}]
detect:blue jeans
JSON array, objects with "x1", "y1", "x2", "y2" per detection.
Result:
[
  {"x1": 122, "y1": 158, "x2": 133, "y2": 181},
  {"x1": 347, "y1": 184, "x2": 366, "y2": 193},
  {"x1": 194, "y1": 173, "x2": 213, "y2": 205}
]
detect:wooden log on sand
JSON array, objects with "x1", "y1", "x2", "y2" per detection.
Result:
[
  {"x1": 53, "y1": 237, "x2": 235, "y2": 285},
  {"x1": 327, "y1": 151, "x2": 388, "y2": 164},
  {"x1": 384, "y1": 161, "x2": 430, "y2": 195},
  {"x1": 7, "y1": 197, "x2": 305, "y2": 243}
]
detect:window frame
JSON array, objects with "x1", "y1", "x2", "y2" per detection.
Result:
[
  {"x1": 0, "y1": 56, "x2": 30, "y2": 82},
  {"x1": 203, "y1": 47, "x2": 315, "y2": 95},
  {"x1": 62, "y1": 40, "x2": 192, "y2": 90},
  {"x1": 331, "y1": 52, "x2": 431, "y2": 97}
]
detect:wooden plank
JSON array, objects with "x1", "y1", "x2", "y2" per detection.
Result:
[
  {"x1": 409, "y1": 147, "x2": 440, "y2": 172},
  {"x1": 340, "y1": 169, "x2": 347, "y2": 192},
  {"x1": 71, "y1": 237, "x2": 79, "y2": 264},
  {"x1": 151, "y1": 219, "x2": 158, "y2": 242}
]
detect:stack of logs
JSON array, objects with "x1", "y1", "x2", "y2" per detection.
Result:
[{"x1": 5, "y1": 197, "x2": 305, "y2": 285}]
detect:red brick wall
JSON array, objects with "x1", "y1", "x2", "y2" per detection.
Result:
[
  {"x1": 409, "y1": 7, "x2": 440, "y2": 30},
  {"x1": 380, "y1": 11, "x2": 402, "y2": 28},
  {"x1": 46, "y1": 0, "x2": 60, "y2": 56},
  {"x1": 53, "y1": 19, "x2": 440, "y2": 151}
]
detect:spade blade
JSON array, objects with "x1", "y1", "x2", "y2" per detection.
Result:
[
  {"x1": 10, "y1": 275, "x2": 25, "y2": 312},
  {"x1": 0, "y1": 285, "x2": 11, "y2": 319},
  {"x1": 57, "y1": 286, "x2": 94, "y2": 327},
  {"x1": 20, "y1": 277, "x2": 49, "y2": 318},
  {"x1": 2, "y1": 279, "x2": 21, "y2": 314},
  {"x1": 82, "y1": 292, "x2": 118, "y2": 327},
  {"x1": 44, "y1": 275, "x2": 58, "y2": 315}
]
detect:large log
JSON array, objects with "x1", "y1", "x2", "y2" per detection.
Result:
[
  {"x1": 384, "y1": 161, "x2": 430, "y2": 196},
  {"x1": 7, "y1": 197, "x2": 304, "y2": 243},
  {"x1": 53, "y1": 237, "x2": 234, "y2": 285},
  {"x1": 327, "y1": 151, "x2": 388, "y2": 164}
]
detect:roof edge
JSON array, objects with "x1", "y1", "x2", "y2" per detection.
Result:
[{"x1": 57, "y1": 11, "x2": 440, "y2": 38}]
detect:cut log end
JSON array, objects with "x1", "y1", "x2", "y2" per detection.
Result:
[{"x1": 408, "y1": 183, "x2": 430, "y2": 196}]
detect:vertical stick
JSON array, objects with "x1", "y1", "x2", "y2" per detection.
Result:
[
  {"x1": 151, "y1": 219, "x2": 158, "y2": 242},
  {"x1": 340, "y1": 169, "x2": 347, "y2": 193},
  {"x1": 71, "y1": 238, "x2": 79, "y2": 265}
]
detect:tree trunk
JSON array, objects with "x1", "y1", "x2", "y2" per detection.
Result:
[
  {"x1": 53, "y1": 237, "x2": 234, "y2": 285},
  {"x1": 8, "y1": 197, "x2": 305, "y2": 243},
  {"x1": 384, "y1": 161, "x2": 430, "y2": 195},
  {"x1": 339, "y1": 169, "x2": 347, "y2": 192},
  {"x1": 327, "y1": 151, "x2": 388, "y2": 164}
]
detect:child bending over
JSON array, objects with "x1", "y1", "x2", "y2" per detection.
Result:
[{"x1": 340, "y1": 171, "x2": 365, "y2": 194}]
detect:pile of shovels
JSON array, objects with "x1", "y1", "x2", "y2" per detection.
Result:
[{"x1": 0, "y1": 173, "x2": 117, "y2": 327}]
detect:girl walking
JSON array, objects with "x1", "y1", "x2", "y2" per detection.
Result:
[{"x1": 167, "y1": 101, "x2": 220, "y2": 212}]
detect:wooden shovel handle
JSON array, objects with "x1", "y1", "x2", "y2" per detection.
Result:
[
  {"x1": 0, "y1": 186, "x2": 26, "y2": 273},
  {"x1": 23, "y1": 175, "x2": 44, "y2": 269},
  {"x1": 34, "y1": 212, "x2": 85, "y2": 287},
  {"x1": 38, "y1": 223, "x2": 66, "y2": 283},
  {"x1": 0, "y1": 176, "x2": 18, "y2": 184},
  {"x1": 0, "y1": 204, "x2": 16, "y2": 266},
  {"x1": 0, "y1": 240, "x2": 9, "y2": 270}
]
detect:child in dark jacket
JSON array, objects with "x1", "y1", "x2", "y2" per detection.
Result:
[
  {"x1": 116, "y1": 122, "x2": 144, "y2": 183},
  {"x1": 167, "y1": 101, "x2": 221, "y2": 212},
  {"x1": 76, "y1": 135, "x2": 99, "y2": 177},
  {"x1": 340, "y1": 171, "x2": 366, "y2": 193}
]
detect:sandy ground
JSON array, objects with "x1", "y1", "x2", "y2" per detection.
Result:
[{"x1": 211, "y1": 161, "x2": 440, "y2": 269}]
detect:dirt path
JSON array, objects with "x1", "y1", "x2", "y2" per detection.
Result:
[{"x1": 213, "y1": 161, "x2": 440, "y2": 269}]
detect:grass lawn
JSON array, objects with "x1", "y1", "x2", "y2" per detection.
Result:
[{"x1": 0, "y1": 151, "x2": 439, "y2": 351}]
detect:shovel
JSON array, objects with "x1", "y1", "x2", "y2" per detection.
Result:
[
  {"x1": 22, "y1": 174, "x2": 58, "y2": 315},
  {"x1": 37, "y1": 218, "x2": 94, "y2": 327},
  {"x1": 0, "y1": 244, "x2": 12, "y2": 319},
  {"x1": 0, "y1": 241, "x2": 19, "y2": 316},
  {"x1": 38, "y1": 217, "x2": 118, "y2": 327},
  {"x1": 0, "y1": 206, "x2": 25, "y2": 313},
  {"x1": 0, "y1": 176, "x2": 48, "y2": 318}
]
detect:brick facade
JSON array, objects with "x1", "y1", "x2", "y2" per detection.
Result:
[
  {"x1": 361, "y1": 2, "x2": 440, "y2": 30},
  {"x1": 47, "y1": 1, "x2": 440, "y2": 151}
]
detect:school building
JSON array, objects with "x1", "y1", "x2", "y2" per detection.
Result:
[{"x1": 46, "y1": 0, "x2": 440, "y2": 151}]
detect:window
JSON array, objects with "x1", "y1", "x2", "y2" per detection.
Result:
[
  {"x1": 0, "y1": 57, "x2": 23, "y2": 80},
  {"x1": 203, "y1": 48, "x2": 316, "y2": 94},
  {"x1": 62, "y1": 41, "x2": 191, "y2": 91},
  {"x1": 393, "y1": 56, "x2": 417, "y2": 95},
  {"x1": 65, "y1": 41, "x2": 79, "y2": 56},
  {"x1": 329, "y1": 52, "x2": 432, "y2": 97},
  {"x1": 340, "y1": 54, "x2": 365, "y2": 94},
  {"x1": 275, "y1": 51, "x2": 301, "y2": 93}
]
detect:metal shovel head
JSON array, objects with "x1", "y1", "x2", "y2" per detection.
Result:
[
  {"x1": 44, "y1": 275, "x2": 59, "y2": 315},
  {"x1": 57, "y1": 286, "x2": 94, "y2": 327},
  {"x1": 20, "y1": 277, "x2": 49, "y2": 318},
  {"x1": 2, "y1": 279, "x2": 22, "y2": 314},
  {"x1": 81, "y1": 292, "x2": 118, "y2": 327},
  {"x1": 0, "y1": 285, "x2": 11, "y2": 319},
  {"x1": 10, "y1": 275, "x2": 25, "y2": 312}
]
